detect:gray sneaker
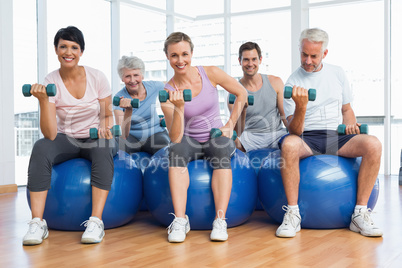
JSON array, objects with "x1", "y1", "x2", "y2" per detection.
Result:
[
  {"x1": 23, "y1": 218, "x2": 49, "y2": 246},
  {"x1": 167, "y1": 214, "x2": 190, "y2": 243},
  {"x1": 275, "y1": 206, "x2": 301, "y2": 238},
  {"x1": 350, "y1": 208, "x2": 383, "y2": 237},
  {"x1": 81, "y1": 216, "x2": 105, "y2": 244}
]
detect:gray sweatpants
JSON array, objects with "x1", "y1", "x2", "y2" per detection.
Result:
[{"x1": 27, "y1": 133, "x2": 118, "y2": 192}]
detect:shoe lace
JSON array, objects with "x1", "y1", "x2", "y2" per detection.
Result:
[
  {"x1": 360, "y1": 208, "x2": 375, "y2": 226},
  {"x1": 27, "y1": 220, "x2": 41, "y2": 233},
  {"x1": 167, "y1": 213, "x2": 186, "y2": 234},
  {"x1": 214, "y1": 209, "x2": 227, "y2": 229},
  {"x1": 80, "y1": 218, "x2": 99, "y2": 232},
  {"x1": 281, "y1": 205, "x2": 300, "y2": 228}
]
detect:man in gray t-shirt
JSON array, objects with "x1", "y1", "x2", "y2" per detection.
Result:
[{"x1": 228, "y1": 42, "x2": 287, "y2": 152}]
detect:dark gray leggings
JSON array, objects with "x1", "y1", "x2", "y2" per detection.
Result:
[
  {"x1": 169, "y1": 135, "x2": 236, "y2": 169},
  {"x1": 27, "y1": 133, "x2": 118, "y2": 192},
  {"x1": 118, "y1": 130, "x2": 170, "y2": 155}
]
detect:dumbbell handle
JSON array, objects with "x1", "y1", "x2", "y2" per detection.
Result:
[
  {"x1": 337, "y1": 124, "x2": 368, "y2": 135},
  {"x1": 22, "y1": 84, "x2": 57, "y2": 97},
  {"x1": 228, "y1": 94, "x2": 254, "y2": 106},
  {"x1": 113, "y1": 96, "x2": 140, "y2": 108},
  {"x1": 210, "y1": 128, "x2": 237, "y2": 141},
  {"x1": 159, "y1": 89, "x2": 192, "y2": 103},
  {"x1": 284, "y1": 86, "x2": 316, "y2": 101},
  {"x1": 89, "y1": 125, "x2": 122, "y2": 140},
  {"x1": 159, "y1": 115, "x2": 166, "y2": 128}
]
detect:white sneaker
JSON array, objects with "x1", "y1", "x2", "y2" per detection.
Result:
[
  {"x1": 210, "y1": 210, "x2": 228, "y2": 241},
  {"x1": 276, "y1": 206, "x2": 301, "y2": 238},
  {"x1": 23, "y1": 218, "x2": 49, "y2": 246},
  {"x1": 81, "y1": 216, "x2": 105, "y2": 244},
  {"x1": 167, "y1": 214, "x2": 190, "y2": 243},
  {"x1": 350, "y1": 208, "x2": 383, "y2": 237}
]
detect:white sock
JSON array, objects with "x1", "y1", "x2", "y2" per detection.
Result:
[
  {"x1": 288, "y1": 205, "x2": 299, "y2": 211},
  {"x1": 355, "y1": 205, "x2": 367, "y2": 213}
]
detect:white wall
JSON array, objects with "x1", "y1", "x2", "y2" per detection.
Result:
[{"x1": 0, "y1": 0, "x2": 16, "y2": 186}]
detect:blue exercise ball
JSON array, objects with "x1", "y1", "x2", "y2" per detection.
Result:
[
  {"x1": 247, "y1": 148, "x2": 277, "y2": 210},
  {"x1": 247, "y1": 148, "x2": 277, "y2": 175},
  {"x1": 131, "y1": 151, "x2": 152, "y2": 174},
  {"x1": 144, "y1": 148, "x2": 257, "y2": 230},
  {"x1": 258, "y1": 151, "x2": 379, "y2": 229},
  {"x1": 131, "y1": 151, "x2": 152, "y2": 211},
  {"x1": 27, "y1": 150, "x2": 143, "y2": 231}
]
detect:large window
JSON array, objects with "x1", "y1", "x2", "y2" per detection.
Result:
[
  {"x1": 391, "y1": 0, "x2": 402, "y2": 174},
  {"x1": 13, "y1": 0, "x2": 38, "y2": 186},
  {"x1": 231, "y1": 0, "x2": 290, "y2": 13},
  {"x1": 230, "y1": 11, "x2": 292, "y2": 83},
  {"x1": 120, "y1": 4, "x2": 167, "y2": 83},
  {"x1": 47, "y1": 0, "x2": 111, "y2": 81},
  {"x1": 175, "y1": 0, "x2": 224, "y2": 17},
  {"x1": 309, "y1": 0, "x2": 385, "y2": 173}
]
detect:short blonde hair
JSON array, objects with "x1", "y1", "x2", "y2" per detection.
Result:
[{"x1": 163, "y1": 32, "x2": 194, "y2": 55}]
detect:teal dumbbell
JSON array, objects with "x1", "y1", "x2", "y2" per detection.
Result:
[
  {"x1": 89, "y1": 125, "x2": 122, "y2": 140},
  {"x1": 228, "y1": 94, "x2": 254, "y2": 106},
  {"x1": 113, "y1": 96, "x2": 140, "y2": 108},
  {"x1": 284, "y1": 86, "x2": 316, "y2": 101},
  {"x1": 159, "y1": 89, "x2": 192, "y2": 103},
  {"x1": 337, "y1": 124, "x2": 368, "y2": 135},
  {"x1": 210, "y1": 128, "x2": 237, "y2": 141},
  {"x1": 22, "y1": 84, "x2": 57, "y2": 97},
  {"x1": 159, "y1": 115, "x2": 166, "y2": 127}
]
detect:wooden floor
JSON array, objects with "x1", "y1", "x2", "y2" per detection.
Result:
[{"x1": 1, "y1": 175, "x2": 402, "y2": 268}]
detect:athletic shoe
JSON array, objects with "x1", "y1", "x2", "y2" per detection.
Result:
[
  {"x1": 23, "y1": 218, "x2": 49, "y2": 246},
  {"x1": 350, "y1": 208, "x2": 383, "y2": 237},
  {"x1": 167, "y1": 213, "x2": 190, "y2": 243},
  {"x1": 275, "y1": 205, "x2": 301, "y2": 238},
  {"x1": 210, "y1": 210, "x2": 228, "y2": 241},
  {"x1": 81, "y1": 216, "x2": 105, "y2": 244}
]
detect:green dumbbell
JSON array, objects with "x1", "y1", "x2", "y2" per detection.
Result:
[
  {"x1": 228, "y1": 94, "x2": 254, "y2": 106},
  {"x1": 89, "y1": 125, "x2": 122, "y2": 140},
  {"x1": 337, "y1": 124, "x2": 368, "y2": 135},
  {"x1": 22, "y1": 84, "x2": 57, "y2": 97},
  {"x1": 210, "y1": 128, "x2": 237, "y2": 141},
  {"x1": 159, "y1": 115, "x2": 166, "y2": 128},
  {"x1": 159, "y1": 89, "x2": 192, "y2": 103},
  {"x1": 113, "y1": 96, "x2": 140, "y2": 108},
  {"x1": 284, "y1": 86, "x2": 316, "y2": 101}
]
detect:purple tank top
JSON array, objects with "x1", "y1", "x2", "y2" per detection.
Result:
[{"x1": 164, "y1": 66, "x2": 223, "y2": 142}]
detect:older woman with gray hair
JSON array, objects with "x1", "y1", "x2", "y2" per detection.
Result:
[{"x1": 113, "y1": 55, "x2": 170, "y2": 155}]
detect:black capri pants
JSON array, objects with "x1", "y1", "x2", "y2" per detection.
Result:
[
  {"x1": 118, "y1": 130, "x2": 170, "y2": 155},
  {"x1": 169, "y1": 135, "x2": 236, "y2": 169},
  {"x1": 27, "y1": 133, "x2": 118, "y2": 192}
]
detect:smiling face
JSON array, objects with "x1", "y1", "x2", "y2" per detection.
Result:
[
  {"x1": 300, "y1": 39, "x2": 328, "y2": 73},
  {"x1": 166, "y1": 41, "x2": 193, "y2": 74},
  {"x1": 239, "y1": 49, "x2": 262, "y2": 77},
  {"x1": 121, "y1": 68, "x2": 143, "y2": 93},
  {"x1": 55, "y1": 38, "x2": 83, "y2": 67}
]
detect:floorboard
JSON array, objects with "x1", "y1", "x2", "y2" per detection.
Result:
[{"x1": 1, "y1": 175, "x2": 401, "y2": 268}]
